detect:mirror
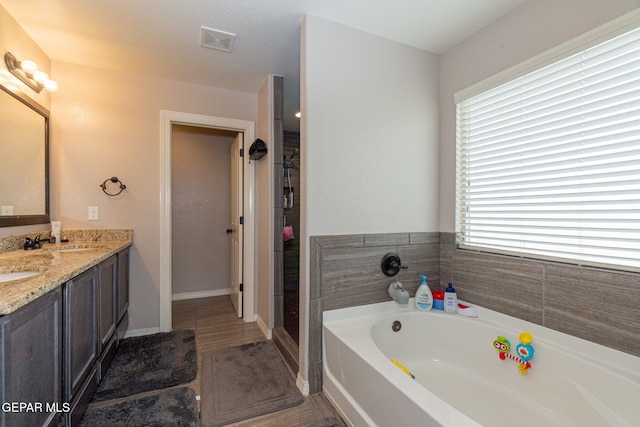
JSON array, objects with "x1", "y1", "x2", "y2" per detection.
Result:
[{"x1": 0, "y1": 85, "x2": 49, "y2": 227}]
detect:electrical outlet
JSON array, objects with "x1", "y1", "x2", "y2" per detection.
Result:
[
  {"x1": 0, "y1": 206, "x2": 13, "y2": 216},
  {"x1": 88, "y1": 206, "x2": 99, "y2": 221}
]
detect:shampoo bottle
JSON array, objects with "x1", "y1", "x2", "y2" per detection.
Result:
[
  {"x1": 444, "y1": 283, "x2": 457, "y2": 313},
  {"x1": 415, "y1": 275, "x2": 433, "y2": 311}
]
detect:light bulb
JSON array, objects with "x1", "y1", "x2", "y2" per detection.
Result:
[
  {"x1": 33, "y1": 70, "x2": 49, "y2": 84},
  {"x1": 44, "y1": 79, "x2": 58, "y2": 92},
  {"x1": 20, "y1": 59, "x2": 38, "y2": 74}
]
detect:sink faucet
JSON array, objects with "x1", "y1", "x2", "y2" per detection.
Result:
[
  {"x1": 23, "y1": 234, "x2": 55, "y2": 250},
  {"x1": 388, "y1": 281, "x2": 409, "y2": 305},
  {"x1": 24, "y1": 235, "x2": 41, "y2": 250}
]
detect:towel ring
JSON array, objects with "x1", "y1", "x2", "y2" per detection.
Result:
[{"x1": 100, "y1": 176, "x2": 127, "y2": 196}]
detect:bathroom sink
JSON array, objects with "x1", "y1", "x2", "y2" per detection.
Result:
[{"x1": 0, "y1": 270, "x2": 42, "y2": 283}]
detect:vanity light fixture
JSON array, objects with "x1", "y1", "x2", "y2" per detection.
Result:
[{"x1": 3, "y1": 52, "x2": 58, "y2": 93}]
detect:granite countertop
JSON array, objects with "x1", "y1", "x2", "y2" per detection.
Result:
[{"x1": 0, "y1": 230, "x2": 132, "y2": 315}]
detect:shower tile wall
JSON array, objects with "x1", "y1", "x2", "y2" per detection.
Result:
[
  {"x1": 310, "y1": 231, "x2": 640, "y2": 394},
  {"x1": 273, "y1": 76, "x2": 284, "y2": 329},
  {"x1": 283, "y1": 131, "x2": 301, "y2": 342}
]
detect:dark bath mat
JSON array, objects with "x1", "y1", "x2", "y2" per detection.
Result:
[
  {"x1": 200, "y1": 340, "x2": 304, "y2": 427},
  {"x1": 93, "y1": 329, "x2": 197, "y2": 402},
  {"x1": 80, "y1": 387, "x2": 200, "y2": 427},
  {"x1": 305, "y1": 417, "x2": 346, "y2": 427}
]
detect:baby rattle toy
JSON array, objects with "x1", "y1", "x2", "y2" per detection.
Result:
[{"x1": 493, "y1": 332, "x2": 534, "y2": 375}]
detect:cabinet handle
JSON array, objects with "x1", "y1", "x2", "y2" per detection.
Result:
[{"x1": 226, "y1": 229, "x2": 233, "y2": 234}]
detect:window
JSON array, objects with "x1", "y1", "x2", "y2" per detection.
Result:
[{"x1": 456, "y1": 22, "x2": 640, "y2": 271}]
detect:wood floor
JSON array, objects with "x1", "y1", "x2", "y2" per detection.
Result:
[{"x1": 172, "y1": 295, "x2": 344, "y2": 427}]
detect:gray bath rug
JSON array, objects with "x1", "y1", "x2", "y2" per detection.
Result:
[
  {"x1": 93, "y1": 329, "x2": 197, "y2": 402},
  {"x1": 80, "y1": 387, "x2": 200, "y2": 427},
  {"x1": 200, "y1": 340, "x2": 304, "y2": 427}
]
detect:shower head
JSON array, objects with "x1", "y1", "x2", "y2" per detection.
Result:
[{"x1": 289, "y1": 148, "x2": 300, "y2": 159}]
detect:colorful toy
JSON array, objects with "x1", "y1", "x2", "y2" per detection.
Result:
[{"x1": 493, "y1": 332, "x2": 534, "y2": 375}]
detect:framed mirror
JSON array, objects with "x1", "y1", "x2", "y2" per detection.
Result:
[{"x1": 0, "y1": 85, "x2": 49, "y2": 227}]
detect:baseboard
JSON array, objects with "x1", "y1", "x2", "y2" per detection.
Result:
[
  {"x1": 256, "y1": 314, "x2": 272, "y2": 339},
  {"x1": 297, "y1": 372, "x2": 310, "y2": 396},
  {"x1": 171, "y1": 288, "x2": 231, "y2": 301},
  {"x1": 124, "y1": 327, "x2": 160, "y2": 338}
]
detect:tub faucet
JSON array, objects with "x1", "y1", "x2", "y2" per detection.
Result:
[{"x1": 388, "y1": 281, "x2": 409, "y2": 305}]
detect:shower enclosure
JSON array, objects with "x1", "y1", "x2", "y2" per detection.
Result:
[{"x1": 282, "y1": 138, "x2": 300, "y2": 343}]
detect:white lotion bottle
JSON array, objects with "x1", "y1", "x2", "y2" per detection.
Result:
[
  {"x1": 444, "y1": 283, "x2": 457, "y2": 313},
  {"x1": 415, "y1": 275, "x2": 433, "y2": 311}
]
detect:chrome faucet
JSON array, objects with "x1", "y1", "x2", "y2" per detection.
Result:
[{"x1": 388, "y1": 281, "x2": 409, "y2": 305}]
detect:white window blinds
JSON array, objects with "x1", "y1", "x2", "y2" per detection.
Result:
[{"x1": 456, "y1": 25, "x2": 640, "y2": 271}]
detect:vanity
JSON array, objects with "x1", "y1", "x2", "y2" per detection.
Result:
[
  {"x1": 0, "y1": 230, "x2": 132, "y2": 427},
  {"x1": 0, "y1": 9, "x2": 135, "y2": 426}
]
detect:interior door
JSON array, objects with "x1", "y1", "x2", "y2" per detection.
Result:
[{"x1": 229, "y1": 133, "x2": 243, "y2": 317}]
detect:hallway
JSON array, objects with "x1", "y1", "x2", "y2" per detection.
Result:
[{"x1": 172, "y1": 296, "x2": 342, "y2": 426}]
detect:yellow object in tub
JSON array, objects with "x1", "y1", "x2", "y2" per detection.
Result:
[{"x1": 391, "y1": 359, "x2": 415, "y2": 379}]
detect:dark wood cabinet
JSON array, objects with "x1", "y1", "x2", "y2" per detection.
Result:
[
  {"x1": 116, "y1": 248, "x2": 129, "y2": 327},
  {"x1": 0, "y1": 288, "x2": 63, "y2": 427},
  {"x1": 0, "y1": 246, "x2": 130, "y2": 427},
  {"x1": 97, "y1": 255, "x2": 117, "y2": 352},
  {"x1": 63, "y1": 268, "x2": 98, "y2": 427}
]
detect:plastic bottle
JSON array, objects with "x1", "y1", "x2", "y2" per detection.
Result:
[
  {"x1": 444, "y1": 283, "x2": 457, "y2": 313},
  {"x1": 415, "y1": 275, "x2": 433, "y2": 311}
]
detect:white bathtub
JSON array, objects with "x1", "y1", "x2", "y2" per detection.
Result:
[{"x1": 323, "y1": 300, "x2": 640, "y2": 427}]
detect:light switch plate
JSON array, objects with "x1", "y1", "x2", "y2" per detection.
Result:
[{"x1": 88, "y1": 206, "x2": 99, "y2": 221}]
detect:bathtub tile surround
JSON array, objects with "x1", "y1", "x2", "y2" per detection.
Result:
[
  {"x1": 312, "y1": 231, "x2": 640, "y2": 394},
  {"x1": 315, "y1": 232, "x2": 440, "y2": 311},
  {"x1": 448, "y1": 247, "x2": 544, "y2": 324},
  {"x1": 545, "y1": 265, "x2": 640, "y2": 356},
  {"x1": 439, "y1": 231, "x2": 640, "y2": 357}
]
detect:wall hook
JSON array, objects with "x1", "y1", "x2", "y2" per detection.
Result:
[{"x1": 100, "y1": 176, "x2": 127, "y2": 196}]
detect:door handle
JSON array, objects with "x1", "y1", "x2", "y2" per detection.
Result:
[{"x1": 226, "y1": 228, "x2": 233, "y2": 234}]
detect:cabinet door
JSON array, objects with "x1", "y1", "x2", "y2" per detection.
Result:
[
  {"x1": 0, "y1": 288, "x2": 63, "y2": 427},
  {"x1": 98, "y1": 255, "x2": 117, "y2": 352},
  {"x1": 63, "y1": 268, "x2": 97, "y2": 401},
  {"x1": 116, "y1": 248, "x2": 129, "y2": 323}
]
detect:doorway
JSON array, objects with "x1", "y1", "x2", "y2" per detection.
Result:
[
  {"x1": 159, "y1": 111, "x2": 256, "y2": 332},
  {"x1": 171, "y1": 126, "x2": 238, "y2": 305}
]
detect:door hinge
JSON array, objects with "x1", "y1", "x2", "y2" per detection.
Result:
[
  {"x1": 239, "y1": 216, "x2": 244, "y2": 225},
  {"x1": 239, "y1": 283, "x2": 243, "y2": 292},
  {"x1": 240, "y1": 148, "x2": 244, "y2": 157}
]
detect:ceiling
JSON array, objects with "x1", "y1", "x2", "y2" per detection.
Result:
[{"x1": 1, "y1": 0, "x2": 527, "y2": 131}]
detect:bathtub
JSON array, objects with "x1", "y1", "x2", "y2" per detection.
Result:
[{"x1": 322, "y1": 300, "x2": 640, "y2": 427}]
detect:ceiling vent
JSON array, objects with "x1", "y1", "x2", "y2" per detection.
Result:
[{"x1": 200, "y1": 26, "x2": 236, "y2": 53}]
